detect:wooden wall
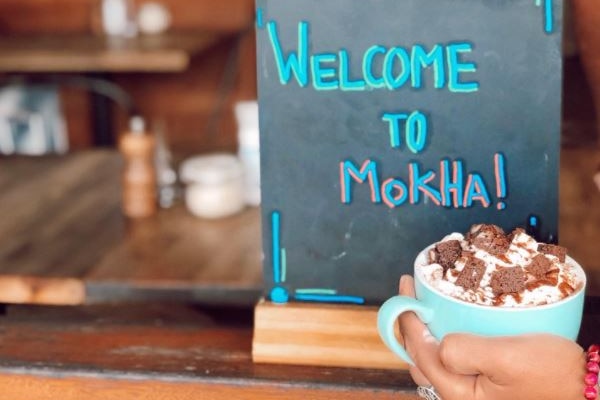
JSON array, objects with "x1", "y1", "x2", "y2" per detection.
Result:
[
  {"x1": 0, "y1": 1, "x2": 597, "y2": 153},
  {"x1": 0, "y1": 0, "x2": 257, "y2": 156}
]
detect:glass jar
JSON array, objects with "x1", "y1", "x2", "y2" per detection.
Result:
[{"x1": 179, "y1": 154, "x2": 245, "y2": 219}]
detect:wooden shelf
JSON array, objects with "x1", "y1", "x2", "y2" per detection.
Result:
[
  {"x1": 0, "y1": 150, "x2": 263, "y2": 306},
  {"x1": 0, "y1": 33, "x2": 226, "y2": 73},
  {"x1": 253, "y1": 300, "x2": 407, "y2": 370}
]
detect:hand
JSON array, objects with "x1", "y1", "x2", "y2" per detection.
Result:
[{"x1": 397, "y1": 275, "x2": 586, "y2": 400}]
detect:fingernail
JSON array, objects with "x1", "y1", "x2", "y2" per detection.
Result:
[{"x1": 399, "y1": 275, "x2": 408, "y2": 291}]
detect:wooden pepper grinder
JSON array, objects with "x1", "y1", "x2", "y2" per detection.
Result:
[{"x1": 119, "y1": 116, "x2": 157, "y2": 218}]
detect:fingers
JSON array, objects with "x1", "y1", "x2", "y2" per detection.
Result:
[
  {"x1": 397, "y1": 275, "x2": 429, "y2": 362},
  {"x1": 398, "y1": 275, "x2": 431, "y2": 386},
  {"x1": 409, "y1": 365, "x2": 431, "y2": 386},
  {"x1": 399, "y1": 275, "x2": 416, "y2": 298},
  {"x1": 402, "y1": 322, "x2": 476, "y2": 400},
  {"x1": 396, "y1": 276, "x2": 476, "y2": 400},
  {"x1": 439, "y1": 334, "x2": 535, "y2": 384},
  {"x1": 440, "y1": 333, "x2": 587, "y2": 399},
  {"x1": 440, "y1": 334, "x2": 495, "y2": 376}
]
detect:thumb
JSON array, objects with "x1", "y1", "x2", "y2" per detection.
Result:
[
  {"x1": 397, "y1": 277, "x2": 477, "y2": 400},
  {"x1": 399, "y1": 274, "x2": 416, "y2": 298},
  {"x1": 439, "y1": 334, "x2": 515, "y2": 381}
]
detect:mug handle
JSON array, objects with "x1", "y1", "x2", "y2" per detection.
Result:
[{"x1": 377, "y1": 295, "x2": 435, "y2": 365}]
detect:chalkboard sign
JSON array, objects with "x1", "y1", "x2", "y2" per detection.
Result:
[{"x1": 257, "y1": 0, "x2": 563, "y2": 305}]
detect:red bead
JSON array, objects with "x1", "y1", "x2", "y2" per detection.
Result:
[
  {"x1": 587, "y1": 362, "x2": 600, "y2": 374},
  {"x1": 589, "y1": 353, "x2": 600, "y2": 363},
  {"x1": 585, "y1": 372, "x2": 599, "y2": 386},
  {"x1": 584, "y1": 386, "x2": 598, "y2": 400},
  {"x1": 589, "y1": 344, "x2": 600, "y2": 354}
]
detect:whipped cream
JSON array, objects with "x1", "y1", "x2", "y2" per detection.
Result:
[{"x1": 418, "y1": 228, "x2": 582, "y2": 307}]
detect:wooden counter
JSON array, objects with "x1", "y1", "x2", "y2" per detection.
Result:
[
  {"x1": 0, "y1": 299, "x2": 599, "y2": 400},
  {"x1": 0, "y1": 303, "x2": 418, "y2": 400}
]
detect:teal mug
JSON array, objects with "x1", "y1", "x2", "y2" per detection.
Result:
[{"x1": 377, "y1": 244, "x2": 586, "y2": 365}]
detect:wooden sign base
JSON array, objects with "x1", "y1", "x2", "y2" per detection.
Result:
[{"x1": 252, "y1": 299, "x2": 408, "y2": 370}]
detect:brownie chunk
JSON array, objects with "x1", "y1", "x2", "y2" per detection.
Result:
[
  {"x1": 526, "y1": 254, "x2": 553, "y2": 279},
  {"x1": 490, "y1": 267, "x2": 526, "y2": 295},
  {"x1": 433, "y1": 240, "x2": 462, "y2": 272},
  {"x1": 455, "y1": 257, "x2": 486, "y2": 291},
  {"x1": 468, "y1": 224, "x2": 510, "y2": 257},
  {"x1": 538, "y1": 244, "x2": 567, "y2": 263}
]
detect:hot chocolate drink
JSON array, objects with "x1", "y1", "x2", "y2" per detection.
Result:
[{"x1": 419, "y1": 224, "x2": 582, "y2": 307}]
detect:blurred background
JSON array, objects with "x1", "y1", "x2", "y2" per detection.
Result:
[
  {"x1": 0, "y1": 3, "x2": 598, "y2": 398},
  {"x1": 0, "y1": 0, "x2": 264, "y2": 307},
  {"x1": 0, "y1": 0, "x2": 597, "y2": 307},
  {"x1": 1, "y1": 0, "x2": 596, "y2": 156},
  {"x1": 0, "y1": 0, "x2": 256, "y2": 157}
]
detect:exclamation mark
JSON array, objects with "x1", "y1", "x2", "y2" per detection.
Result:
[{"x1": 494, "y1": 153, "x2": 507, "y2": 210}]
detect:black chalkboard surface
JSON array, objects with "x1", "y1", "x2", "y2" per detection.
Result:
[{"x1": 256, "y1": 0, "x2": 563, "y2": 305}]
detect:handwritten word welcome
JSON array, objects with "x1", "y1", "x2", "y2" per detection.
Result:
[{"x1": 267, "y1": 21, "x2": 479, "y2": 93}]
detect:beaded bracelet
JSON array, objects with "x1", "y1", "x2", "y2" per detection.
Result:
[{"x1": 585, "y1": 344, "x2": 600, "y2": 399}]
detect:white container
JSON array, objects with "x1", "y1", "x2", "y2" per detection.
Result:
[
  {"x1": 137, "y1": 2, "x2": 171, "y2": 35},
  {"x1": 235, "y1": 101, "x2": 261, "y2": 206},
  {"x1": 101, "y1": 0, "x2": 137, "y2": 37},
  {"x1": 180, "y1": 154, "x2": 245, "y2": 219}
]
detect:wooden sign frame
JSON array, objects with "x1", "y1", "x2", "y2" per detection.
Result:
[
  {"x1": 252, "y1": 299, "x2": 407, "y2": 370},
  {"x1": 254, "y1": 0, "x2": 563, "y2": 368}
]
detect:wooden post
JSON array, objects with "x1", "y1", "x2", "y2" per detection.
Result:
[
  {"x1": 252, "y1": 299, "x2": 408, "y2": 370},
  {"x1": 573, "y1": 0, "x2": 600, "y2": 141}
]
